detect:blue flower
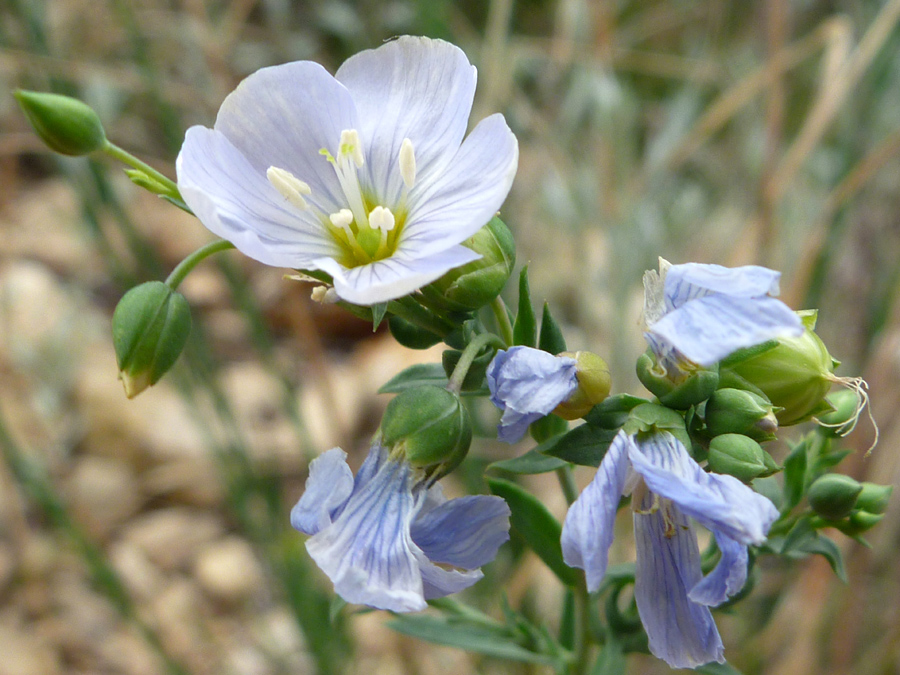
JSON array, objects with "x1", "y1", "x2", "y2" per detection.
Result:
[
  {"x1": 642, "y1": 259, "x2": 803, "y2": 375},
  {"x1": 486, "y1": 346, "x2": 579, "y2": 443},
  {"x1": 561, "y1": 430, "x2": 778, "y2": 669},
  {"x1": 291, "y1": 444, "x2": 510, "y2": 612},
  {"x1": 177, "y1": 36, "x2": 518, "y2": 306}
]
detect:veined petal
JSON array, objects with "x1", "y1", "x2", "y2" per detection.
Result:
[
  {"x1": 411, "y1": 492, "x2": 511, "y2": 570},
  {"x1": 312, "y1": 244, "x2": 480, "y2": 306},
  {"x1": 561, "y1": 430, "x2": 631, "y2": 592},
  {"x1": 177, "y1": 127, "x2": 342, "y2": 268},
  {"x1": 689, "y1": 532, "x2": 748, "y2": 607},
  {"x1": 487, "y1": 347, "x2": 578, "y2": 443},
  {"x1": 665, "y1": 263, "x2": 783, "y2": 310},
  {"x1": 400, "y1": 114, "x2": 519, "y2": 260},
  {"x1": 213, "y1": 61, "x2": 359, "y2": 213},
  {"x1": 336, "y1": 36, "x2": 477, "y2": 207},
  {"x1": 290, "y1": 447, "x2": 354, "y2": 536},
  {"x1": 305, "y1": 446, "x2": 427, "y2": 612},
  {"x1": 633, "y1": 492, "x2": 725, "y2": 669},
  {"x1": 628, "y1": 432, "x2": 779, "y2": 545},
  {"x1": 649, "y1": 293, "x2": 803, "y2": 366},
  {"x1": 415, "y1": 550, "x2": 484, "y2": 601}
]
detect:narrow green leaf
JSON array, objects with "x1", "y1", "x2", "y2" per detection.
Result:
[
  {"x1": 538, "y1": 302, "x2": 567, "y2": 354},
  {"x1": 488, "y1": 477, "x2": 580, "y2": 586},
  {"x1": 371, "y1": 302, "x2": 388, "y2": 330},
  {"x1": 488, "y1": 449, "x2": 569, "y2": 475},
  {"x1": 788, "y1": 529, "x2": 848, "y2": 582},
  {"x1": 388, "y1": 615, "x2": 564, "y2": 666},
  {"x1": 378, "y1": 364, "x2": 448, "y2": 393},
  {"x1": 783, "y1": 441, "x2": 809, "y2": 509},
  {"x1": 696, "y1": 662, "x2": 745, "y2": 675},
  {"x1": 513, "y1": 266, "x2": 536, "y2": 347},
  {"x1": 584, "y1": 394, "x2": 647, "y2": 429},
  {"x1": 591, "y1": 639, "x2": 627, "y2": 675},
  {"x1": 559, "y1": 589, "x2": 576, "y2": 650},
  {"x1": 543, "y1": 424, "x2": 619, "y2": 467}
]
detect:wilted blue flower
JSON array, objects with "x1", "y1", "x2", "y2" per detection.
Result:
[
  {"x1": 291, "y1": 445, "x2": 510, "y2": 612},
  {"x1": 486, "y1": 346, "x2": 578, "y2": 443},
  {"x1": 561, "y1": 430, "x2": 778, "y2": 669},
  {"x1": 177, "y1": 36, "x2": 518, "y2": 306},
  {"x1": 642, "y1": 259, "x2": 803, "y2": 375}
]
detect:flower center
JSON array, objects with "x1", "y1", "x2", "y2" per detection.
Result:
[{"x1": 266, "y1": 129, "x2": 416, "y2": 268}]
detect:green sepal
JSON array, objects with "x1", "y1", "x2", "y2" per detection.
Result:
[
  {"x1": 487, "y1": 477, "x2": 580, "y2": 587},
  {"x1": 513, "y1": 266, "x2": 537, "y2": 347},
  {"x1": 538, "y1": 302, "x2": 567, "y2": 355},
  {"x1": 636, "y1": 352, "x2": 719, "y2": 409}
]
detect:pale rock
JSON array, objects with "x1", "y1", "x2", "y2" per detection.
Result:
[
  {"x1": 194, "y1": 536, "x2": 263, "y2": 604},
  {"x1": 109, "y1": 540, "x2": 165, "y2": 602},
  {"x1": 0, "y1": 544, "x2": 16, "y2": 596},
  {"x1": 123, "y1": 507, "x2": 224, "y2": 572},
  {"x1": 65, "y1": 456, "x2": 143, "y2": 540},
  {"x1": 0, "y1": 615, "x2": 62, "y2": 675},
  {"x1": 141, "y1": 457, "x2": 222, "y2": 507}
]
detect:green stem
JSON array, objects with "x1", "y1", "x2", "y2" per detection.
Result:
[
  {"x1": 165, "y1": 239, "x2": 235, "y2": 290},
  {"x1": 490, "y1": 296, "x2": 514, "y2": 346},
  {"x1": 556, "y1": 465, "x2": 580, "y2": 506},
  {"x1": 103, "y1": 140, "x2": 180, "y2": 196},
  {"x1": 447, "y1": 331, "x2": 505, "y2": 393}
]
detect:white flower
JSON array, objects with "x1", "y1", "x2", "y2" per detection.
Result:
[{"x1": 177, "y1": 36, "x2": 519, "y2": 305}]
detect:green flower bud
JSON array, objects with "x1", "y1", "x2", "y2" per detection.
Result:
[
  {"x1": 707, "y1": 434, "x2": 778, "y2": 482},
  {"x1": 387, "y1": 315, "x2": 442, "y2": 350},
  {"x1": 624, "y1": 403, "x2": 691, "y2": 451},
  {"x1": 835, "y1": 510, "x2": 884, "y2": 536},
  {"x1": 855, "y1": 483, "x2": 892, "y2": 515},
  {"x1": 113, "y1": 281, "x2": 192, "y2": 398},
  {"x1": 636, "y1": 352, "x2": 719, "y2": 410},
  {"x1": 424, "y1": 217, "x2": 515, "y2": 311},
  {"x1": 553, "y1": 351, "x2": 612, "y2": 420},
  {"x1": 14, "y1": 90, "x2": 107, "y2": 156},
  {"x1": 380, "y1": 385, "x2": 472, "y2": 478},
  {"x1": 808, "y1": 474, "x2": 862, "y2": 521},
  {"x1": 704, "y1": 388, "x2": 779, "y2": 442},
  {"x1": 720, "y1": 311, "x2": 839, "y2": 426}
]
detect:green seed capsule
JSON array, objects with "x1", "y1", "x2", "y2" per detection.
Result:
[{"x1": 807, "y1": 474, "x2": 862, "y2": 521}]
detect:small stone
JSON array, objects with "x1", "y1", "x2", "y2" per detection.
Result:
[
  {"x1": 123, "y1": 507, "x2": 224, "y2": 572},
  {"x1": 108, "y1": 540, "x2": 164, "y2": 602},
  {"x1": 0, "y1": 544, "x2": 16, "y2": 597},
  {"x1": 65, "y1": 456, "x2": 143, "y2": 540},
  {"x1": 0, "y1": 611, "x2": 63, "y2": 675},
  {"x1": 194, "y1": 536, "x2": 264, "y2": 604},
  {"x1": 141, "y1": 458, "x2": 222, "y2": 507}
]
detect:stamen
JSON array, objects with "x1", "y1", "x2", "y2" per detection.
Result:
[
  {"x1": 340, "y1": 129, "x2": 365, "y2": 168},
  {"x1": 267, "y1": 166, "x2": 312, "y2": 210},
  {"x1": 329, "y1": 209, "x2": 354, "y2": 231},
  {"x1": 311, "y1": 286, "x2": 338, "y2": 304},
  {"x1": 399, "y1": 138, "x2": 416, "y2": 189},
  {"x1": 369, "y1": 206, "x2": 395, "y2": 232}
]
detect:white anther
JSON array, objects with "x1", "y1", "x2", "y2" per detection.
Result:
[
  {"x1": 311, "y1": 286, "x2": 338, "y2": 304},
  {"x1": 267, "y1": 166, "x2": 311, "y2": 210},
  {"x1": 399, "y1": 138, "x2": 416, "y2": 189},
  {"x1": 329, "y1": 209, "x2": 354, "y2": 229},
  {"x1": 340, "y1": 129, "x2": 365, "y2": 168},
  {"x1": 369, "y1": 205, "x2": 395, "y2": 232}
]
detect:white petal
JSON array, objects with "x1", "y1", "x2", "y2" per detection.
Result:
[
  {"x1": 336, "y1": 36, "x2": 477, "y2": 206},
  {"x1": 177, "y1": 126, "x2": 341, "y2": 267},
  {"x1": 290, "y1": 447, "x2": 354, "y2": 536},
  {"x1": 311, "y1": 245, "x2": 481, "y2": 306},
  {"x1": 400, "y1": 114, "x2": 519, "y2": 260},
  {"x1": 561, "y1": 430, "x2": 631, "y2": 592},
  {"x1": 214, "y1": 60, "x2": 360, "y2": 214}
]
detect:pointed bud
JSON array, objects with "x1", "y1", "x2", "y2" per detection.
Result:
[
  {"x1": 834, "y1": 510, "x2": 885, "y2": 536},
  {"x1": 112, "y1": 282, "x2": 191, "y2": 398},
  {"x1": 14, "y1": 90, "x2": 107, "y2": 156},
  {"x1": 553, "y1": 351, "x2": 612, "y2": 419},
  {"x1": 380, "y1": 386, "x2": 472, "y2": 479},
  {"x1": 808, "y1": 474, "x2": 862, "y2": 521},
  {"x1": 855, "y1": 483, "x2": 892, "y2": 515},
  {"x1": 707, "y1": 434, "x2": 778, "y2": 482},
  {"x1": 704, "y1": 388, "x2": 779, "y2": 442},
  {"x1": 720, "y1": 311, "x2": 838, "y2": 425},
  {"x1": 636, "y1": 351, "x2": 719, "y2": 410},
  {"x1": 424, "y1": 217, "x2": 516, "y2": 311}
]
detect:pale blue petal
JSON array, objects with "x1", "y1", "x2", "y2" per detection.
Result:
[
  {"x1": 561, "y1": 430, "x2": 631, "y2": 592},
  {"x1": 290, "y1": 447, "x2": 354, "y2": 536},
  {"x1": 664, "y1": 263, "x2": 783, "y2": 310},
  {"x1": 628, "y1": 433, "x2": 779, "y2": 545},
  {"x1": 416, "y1": 550, "x2": 484, "y2": 600},
  {"x1": 689, "y1": 532, "x2": 748, "y2": 607},
  {"x1": 400, "y1": 114, "x2": 519, "y2": 260},
  {"x1": 305, "y1": 446, "x2": 427, "y2": 612},
  {"x1": 649, "y1": 293, "x2": 803, "y2": 366},
  {"x1": 312, "y1": 244, "x2": 481, "y2": 306},
  {"x1": 336, "y1": 36, "x2": 476, "y2": 208},
  {"x1": 177, "y1": 127, "x2": 341, "y2": 268},
  {"x1": 411, "y1": 492, "x2": 510, "y2": 570},
  {"x1": 633, "y1": 491, "x2": 725, "y2": 669},
  {"x1": 486, "y1": 347, "x2": 578, "y2": 444},
  {"x1": 213, "y1": 61, "x2": 358, "y2": 213}
]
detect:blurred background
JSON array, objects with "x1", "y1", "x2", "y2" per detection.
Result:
[{"x1": 2, "y1": 1, "x2": 900, "y2": 673}]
